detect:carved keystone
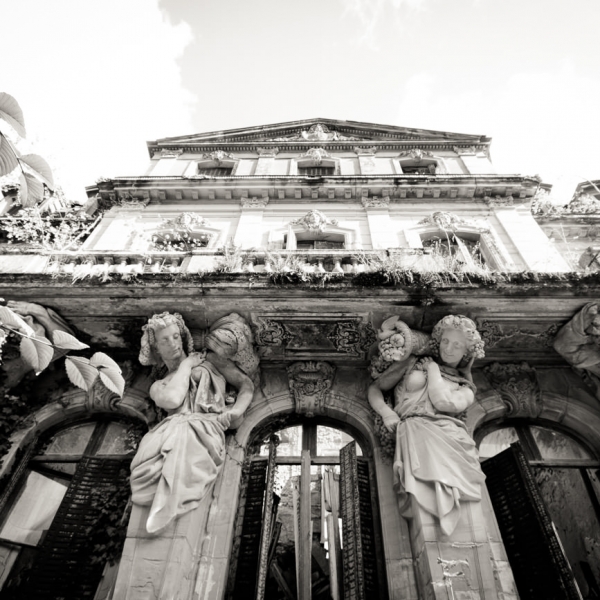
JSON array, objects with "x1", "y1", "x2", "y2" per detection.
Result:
[{"x1": 287, "y1": 361, "x2": 336, "y2": 417}]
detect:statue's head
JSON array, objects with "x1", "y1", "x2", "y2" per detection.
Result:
[
  {"x1": 139, "y1": 312, "x2": 194, "y2": 368},
  {"x1": 430, "y1": 315, "x2": 485, "y2": 368}
]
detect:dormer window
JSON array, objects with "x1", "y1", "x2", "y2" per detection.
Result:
[
  {"x1": 197, "y1": 166, "x2": 233, "y2": 177},
  {"x1": 401, "y1": 162, "x2": 437, "y2": 175},
  {"x1": 297, "y1": 165, "x2": 335, "y2": 177}
]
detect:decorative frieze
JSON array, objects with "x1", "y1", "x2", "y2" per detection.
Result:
[
  {"x1": 354, "y1": 146, "x2": 377, "y2": 156},
  {"x1": 484, "y1": 195, "x2": 515, "y2": 207},
  {"x1": 272, "y1": 123, "x2": 360, "y2": 142},
  {"x1": 287, "y1": 361, "x2": 336, "y2": 416},
  {"x1": 300, "y1": 147, "x2": 331, "y2": 165},
  {"x1": 484, "y1": 362, "x2": 542, "y2": 418},
  {"x1": 326, "y1": 321, "x2": 376, "y2": 355},
  {"x1": 398, "y1": 149, "x2": 434, "y2": 162},
  {"x1": 240, "y1": 197, "x2": 269, "y2": 209},
  {"x1": 201, "y1": 150, "x2": 234, "y2": 164},
  {"x1": 155, "y1": 149, "x2": 183, "y2": 159},
  {"x1": 477, "y1": 319, "x2": 559, "y2": 349},
  {"x1": 453, "y1": 146, "x2": 479, "y2": 156},
  {"x1": 361, "y1": 196, "x2": 390, "y2": 209},
  {"x1": 291, "y1": 209, "x2": 338, "y2": 232},
  {"x1": 417, "y1": 211, "x2": 485, "y2": 232},
  {"x1": 158, "y1": 212, "x2": 210, "y2": 231},
  {"x1": 254, "y1": 319, "x2": 293, "y2": 347},
  {"x1": 256, "y1": 147, "x2": 280, "y2": 157}
]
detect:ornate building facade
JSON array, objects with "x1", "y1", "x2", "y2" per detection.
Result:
[{"x1": 0, "y1": 119, "x2": 599, "y2": 600}]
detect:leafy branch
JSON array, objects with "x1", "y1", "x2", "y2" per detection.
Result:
[{"x1": 0, "y1": 304, "x2": 125, "y2": 397}]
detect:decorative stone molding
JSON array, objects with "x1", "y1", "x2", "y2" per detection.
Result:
[
  {"x1": 417, "y1": 211, "x2": 486, "y2": 232},
  {"x1": 287, "y1": 361, "x2": 336, "y2": 417},
  {"x1": 256, "y1": 147, "x2": 280, "y2": 157},
  {"x1": 116, "y1": 192, "x2": 150, "y2": 209},
  {"x1": 300, "y1": 147, "x2": 331, "y2": 165},
  {"x1": 568, "y1": 192, "x2": 600, "y2": 215},
  {"x1": 155, "y1": 149, "x2": 183, "y2": 159},
  {"x1": 272, "y1": 123, "x2": 360, "y2": 141},
  {"x1": 254, "y1": 319, "x2": 293, "y2": 347},
  {"x1": 201, "y1": 150, "x2": 234, "y2": 164},
  {"x1": 484, "y1": 195, "x2": 515, "y2": 207},
  {"x1": 453, "y1": 146, "x2": 479, "y2": 156},
  {"x1": 326, "y1": 321, "x2": 376, "y2": 355},
  {"x1": 290, "y1": 209, "x2": 338, "y2": 232},
  {"x1": 476, "y1": 320, "x2": 559, "y2": 349},
  {"x1": 158, "y1": 212, "x2": 211, "y2": 231},
  {"x1": 484, "y1": 362, "x2": 542, "y2": 418},
  {"x1": 240, "y1": 196, "x2": 269, "y2": 209},
  {"x1": 398, "y1": 149, "x2": 434, "y2": 162},
  {"x1": 354, "y1": 146, "x2": 377, "y2": 156},
  {"x1": 361, "y1": 196, "x2": 390, "y2": 209}
]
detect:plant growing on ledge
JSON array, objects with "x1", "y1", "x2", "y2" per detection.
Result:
[{"x1": 0, "y1": 303, "x2": 125, "y2": 397}]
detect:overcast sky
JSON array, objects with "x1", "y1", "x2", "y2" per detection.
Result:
[{"x1": 2, "y1": 0, "x2": 599, "y2": 202}]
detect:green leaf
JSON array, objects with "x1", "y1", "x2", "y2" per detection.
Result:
[
  {"x1": 0, "y1": 93, "x2": 26, "y2": 137},
  {"x1": 20, "y1": 335, "x2": 54, "y2": 374},
  {"x1": 52, "y1": 329, "x2": 89, "y2": 350},
  {"x1": 19, "y1": 172, "x2": 44, "y2": 208},
  {"x1": 19, "y1": 153, "x2": 54, "y2": 190},
  {"x1": 90, "y1": 352, "x2": 121, "y2": 372},
  {"x1": 0, "y1": 133, "x2": 18, "y2": 177},
  {"x1": 0, "y1": 305, "x2": 35, "y2": 336},
  {"x1": 65, "y1": 356, "x2": 98, "y2": 391},
  {"x1": 98, "y1": 369, "x2": 125, "y2": 397}
]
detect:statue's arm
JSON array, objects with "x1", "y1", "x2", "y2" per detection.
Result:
[
  {"x1": 207, "y1": 352, "x2": 254, "y2": 422},
  {"x1": 150, "y1": 353, "x2": 204, "y2": 410},
  {"x1": 368, "y1": 360, "x2": 410, "y2": 432},
  {"x1": 426, "y1": 361, "x2": 474, "y2": 413}
]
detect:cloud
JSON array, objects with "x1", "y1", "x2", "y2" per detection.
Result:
[
  {"x1": 1, "y1": 0, "x2": 196, "y2": 200},
  {"x1": 396, "y1": 63, "x2": 600, "y2": 201},
  {"x1": 339, "y1": 0, "x2": 426, "y2": 48}
]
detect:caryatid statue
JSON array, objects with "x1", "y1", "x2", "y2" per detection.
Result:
[
  {"x1": 130, "y1": 312, "x2": 257, "y2": 534},
  {"x1": 368, "y1": 315, "x2": 486, "y2": 535}
]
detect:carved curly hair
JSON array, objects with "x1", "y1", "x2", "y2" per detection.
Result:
[
  {"x1": 139, "y1": 312, "x2": 194, "y2": 369},
  {"x1": 429, "y1": 314, "x2": 485, "y2": 362}
]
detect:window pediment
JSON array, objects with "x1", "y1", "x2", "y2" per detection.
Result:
[{"x1": 150, "y1": 212, "x2": 221, "y2": 251}]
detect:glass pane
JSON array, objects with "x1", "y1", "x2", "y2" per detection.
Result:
[
  {"x1": 97, "y1": 422, "x2": 133, "y2": 455},
  {"x1": 260, "y1": 427, "x2": 302, "y2": 457},
  {"x1": 479, "y1": 427, "x2": 519, "y2": 460},
  {"x1": 40, "y1": 423, "x2": 95, "y2": 456},
  {"x1": 531, "y1": 426, "x2": 591, "y2": 460},
  {"x1": 317, "y1": 427, "x2": 362, "y2": 457},
  {"x1": 35, "y1": 462, "x2": 77, "y2": 476},
  {"x1": 0, "y1": 471, "x2": 67, "y2": 545}
]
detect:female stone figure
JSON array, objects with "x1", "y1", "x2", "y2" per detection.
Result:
[
  {"x1": 368, "y1": 315, "x2": 485, "y2": 535},
  {"x1": 130, "y1": 312, "x2": 254, "y2": 534}
]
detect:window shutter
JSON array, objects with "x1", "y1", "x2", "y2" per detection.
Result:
[
  {"x1": 482, "y1": 444, "x2": 582, "y2": 600},
  {"x1": 231, "y1": 459, "x2": 268, "y2": 599},
  {"x1": 18, "y1": 456, "x2": 130, "y2": 600},
  {"x1": 340, "y1": 442, "x2": 380, "y2": 600}
]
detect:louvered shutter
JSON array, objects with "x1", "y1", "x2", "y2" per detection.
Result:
[
  {"x1": 339, "y1": 442, "x2": 380, "y2": 600},
  {"x1": 18, "y1": 456, "x2": 130, "y2": 600},
  {"x1": 231, "y1": 459, "x2": 268, "y2": 599},
  {"x1": 482, "y1": 444, "x2": 581, "y2": 600}
]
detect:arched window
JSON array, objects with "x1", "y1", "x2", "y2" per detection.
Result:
[
  {"x1": 0, "y1": 419, "x2": 144, "y2": 599},
  {"x1": 228, "y1": 422, "x2": 384, "y2": 600},
  {"x1": 478, "y1": 423, "x2": 600, "y2": 599}
]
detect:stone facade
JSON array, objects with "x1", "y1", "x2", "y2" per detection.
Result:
[{"x1": 0, "y1": 119, "x2": 599, "y2": 599}]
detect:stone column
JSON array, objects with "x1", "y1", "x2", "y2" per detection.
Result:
[{"x1": 408, "y1": 490, "x2": 518, "y2": 600}]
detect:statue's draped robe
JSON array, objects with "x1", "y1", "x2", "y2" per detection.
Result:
[
  {"x1": 131, "y1": 362, "x2": 228, "y2": 533},
  {"x1": 393, "y1": 359, "x2": 485, "y2": 535}
]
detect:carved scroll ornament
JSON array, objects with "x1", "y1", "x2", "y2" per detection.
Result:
[
  {"x1": 484, "y1": 362, "x2": 542, "y2": 418},
  {"x1": 290, "y1": 209, "x2": 338, "y2": 232}
]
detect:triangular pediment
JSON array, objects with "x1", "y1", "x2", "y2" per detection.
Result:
[{"x1": 149, "y1": 118, "x2": 489, "y2": 147}]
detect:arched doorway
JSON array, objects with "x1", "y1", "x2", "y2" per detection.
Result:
[{"x1": 228, "y1": 419, "x2": 387, "y2": 600}]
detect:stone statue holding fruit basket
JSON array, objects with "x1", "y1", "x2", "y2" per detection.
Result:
[{"x1": 368, "y1": 314, "x2": 486, "y2": 535}]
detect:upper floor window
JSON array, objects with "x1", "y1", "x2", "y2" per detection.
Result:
[
  {"x1": 197, "y1": 166, "x2": 233, "y2": 177},
  {"x1": 421, "y1": 232, "x2": 487, "y2": 270},
  {"x1": 285, "y1": 231, "x2": 345, "y2": 250},
  {"x1": 297, "y1": 166, "x2": 335, "y2": 177},
  {"x1": 400, "y1": 162, "x2": 437, "y2": 175}
]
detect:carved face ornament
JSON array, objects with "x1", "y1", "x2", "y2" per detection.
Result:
[{"x1": 439, "y1": 328, "x2": 468, "y2": 368}]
